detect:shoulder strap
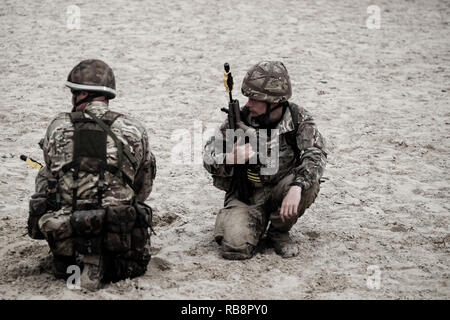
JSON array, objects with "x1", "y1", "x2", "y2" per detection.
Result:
[
  {"x1": 69, "y1": 111, "x2": 90, "y2": 124},
  {"x1": 285, "y1": 103, "x2": 301, "y2": 165},
  {"x1": 101, "y1": 110, "x2": 122, "y2": 126}
]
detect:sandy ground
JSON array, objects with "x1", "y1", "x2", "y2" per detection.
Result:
[{"x1": 0, "y1": 0, "x2": 448, "y2": 299}]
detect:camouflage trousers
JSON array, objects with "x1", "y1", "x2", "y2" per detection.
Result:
[{"x1": 214, "y1": 174, "x2": 320, "y2": 259}]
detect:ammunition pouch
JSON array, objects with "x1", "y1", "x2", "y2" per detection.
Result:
[
  {"x1": 71, "y1": 209, "x2": 106, "y2": 236},
  {"x1": 70, "y1": 209, "x2": 106, "y2": 255},
  {"x1": 50, "y1": 202, "x2": 153, "y2": 279},
  {"x1": 106, "y1": 205, "x2": 136, "y2": 233},
  {"x1": 104, "y1": 205, "x2": 136, "y2": 253},
  {"x1": 131, "y1": 227, "x2": 149, "y2": 249},
  {"x1": 134, "y1": 201, "x2": 153, "y2": 229},
  {"x1": 102, "y1": 202, "x2": 152, "y2": 280},
  {"x1": 132, "y1": 201, "x2": 152, "y2": 249},
  {"x1": 104, "y1": 232, "x2": 131, "y2": 253}
]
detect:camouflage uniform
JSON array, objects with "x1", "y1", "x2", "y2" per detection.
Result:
[
  {"x1": 35, "y1": 101, "x2": 155, "y2": 206},
  {"x1": 28, "y1": 60, "x2": 156, "y2": 287},
  {"x1": 32, "y1": 101, "x2": 156, "y2": 280},
  {"x1": 203, "y1": 61, "x2": 327, "y2": 259}
]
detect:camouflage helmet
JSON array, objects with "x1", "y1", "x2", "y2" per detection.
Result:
[
  {"x1": 241, "y1": 61, "x2": 292, "y2": 104},
  {"x1": 66, "y1": 59, "x2": 116, "y2": 99}
]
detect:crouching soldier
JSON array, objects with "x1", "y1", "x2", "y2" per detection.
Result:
[
  {"x1": 203, "y1": 61, "x2": 327, "y2": 260},
  {"x1": 27, "y1": 59, "x2": 156, "y2": 290}
]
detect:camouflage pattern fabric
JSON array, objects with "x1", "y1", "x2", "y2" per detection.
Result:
[
  {"x1": 32, "y1": 101, "x2": 156, "y2": 270},
  {"x1": 214, "y1": 173, "x2": 320, "y2": 259},
  {"x1": 241, "y1": 61, "x2": 292, "y2": 104},
  {"x1": 204, "y1": 103, "x2": 327, "y2": 191},
  {"x1": 37, "y1": 100, "x2": 156, "y2": 209},
  {"x1": 204, "y1": 102, "x2": 327, "y2": 259},
  {"x1": 67, "y1": 59, "x2": 116, "y2": 99}
]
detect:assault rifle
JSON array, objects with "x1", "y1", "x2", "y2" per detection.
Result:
[
  {"x1": 221, "y1": 63, "x2": 241, "y2": 130},
  {"x1": 220, "y1": 63, "x2": 253, "y2": 202}
]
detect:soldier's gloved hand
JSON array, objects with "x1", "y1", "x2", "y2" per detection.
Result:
[
  {"x1": 280, "y1": 186, "x2": 302, "y2": 223},
  {"x1": 225, "y1": 137, "x2": 256, "y2": 165},
  {"x1": 236, "y1": 121, "x2": 258, "y2": 142}
]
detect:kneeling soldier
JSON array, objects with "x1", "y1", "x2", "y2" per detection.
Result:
[
  {"x1": 28, "y1": 59, "x2": 156, "y2": 290},
  {"x1": 204, "y1": 61, "x2": 327, "y2": 260}
]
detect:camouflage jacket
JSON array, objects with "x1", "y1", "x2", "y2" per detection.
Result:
[
  {"x1": 34, "y1": 101, "x2": 156, "y2": 211},
  {"x1": 203, "y1": 102, "x2": 327, "y2": 192}
]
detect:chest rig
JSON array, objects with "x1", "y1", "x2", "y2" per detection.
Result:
[
  {"x1": 56, "y1": 109, "x2": 138, "y2": 212},
  {"x1": 240, "y1": 102, "x2": 301, "y2": 185}
]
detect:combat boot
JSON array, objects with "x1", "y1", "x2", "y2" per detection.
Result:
[
  {"x1": 79, "y1": 254, "x2": 104, "y2": 291},
  {"x1": 52, "y1": 255, "x2": 76, "y2": 279},
  {"x1": 267, "y1": 231, "x2": 299, "y2": 258}
]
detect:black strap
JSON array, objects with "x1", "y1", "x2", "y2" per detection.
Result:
[
  {"x1": 100, "y1": 110, "x2": 122, "y2": 126},
  {"x1": 98, "y1": 165, "x2": 105, "y2": 207},
  {"x1": 84, "y1": 109, "x2": 138, "y2": 171},
  {"x1": 104, "y1": 164, "x2": 137, "y2": 194},
  {"x1": 72, "y1": 166, "x2": 79, "y2": 211},
  {"x1": 61, "y1": 110, "x2": 138, "y2": 211},
  {"x1": 285, "y1": 103, "x2": 301, "y2": 166},
  {"x1": 69, "y1": 111, "x2": 87, "y2": 123}
]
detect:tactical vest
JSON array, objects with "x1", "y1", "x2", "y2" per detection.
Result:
[
  {"x1": 240, "y1": 102, "x2": 301, "y2": 182},
  {"x1": 55, "y1": 109, "x2": 139, "y2": 211},
  {"x1": 240, "y1": 102, "x2": 300, "y2": 166},
  {"x1": 30, "y1": 109, "x2": 153, "y2": 280},
  {"x1": 215, "y1": 102, "x2": 301, "y2": 200}
]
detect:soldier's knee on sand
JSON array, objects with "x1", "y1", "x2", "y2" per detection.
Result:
[
  {"x1": 214, "y1": 204, "x2": 263, "y2": 260},
  {"x1": 220, "y1": 241, "x2": 255, "y2": 260}
]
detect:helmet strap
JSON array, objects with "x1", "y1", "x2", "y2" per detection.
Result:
[{"x1": 254, "y1": 101, "x2": 286, "y2": 127}]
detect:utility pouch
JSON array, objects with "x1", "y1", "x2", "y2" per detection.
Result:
[
  {"x1": 106, "y1": 205, "x2": 136, "y2": 233},
  {"x1": 104, "y1": 232, "x2": 131, "y2": 253},
  {"x1": 131, "y1": 227, "x2": 149, "y2": 250},
  {"x1": 70, "y1": 209, "x2": 106, "y2": 237},
  {"x1": 134, "y1": 201, "x2": 153, "y2": 229},
  {"x1": 28, "y1": 196, "x2": 47, "y2": 239}
]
